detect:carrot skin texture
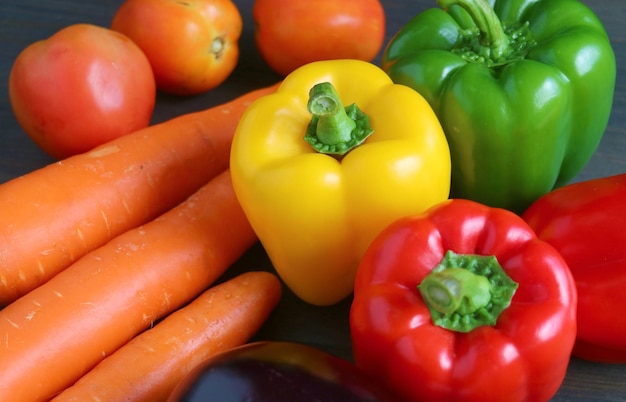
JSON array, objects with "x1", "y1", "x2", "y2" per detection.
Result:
[
  {"x1": 0, "y1": 170, "x2": 257, "y2": 402},
  {"x1": 0, "y1": 83, "x2": 279, "y2": 306},
  {"x1": 51, "y1": 271, "x2": 282, "y2": 402}
]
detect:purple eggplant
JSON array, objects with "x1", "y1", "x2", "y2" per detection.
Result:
[{"x1": 167, "y1": 341, "x2": 398, "y2": 402}]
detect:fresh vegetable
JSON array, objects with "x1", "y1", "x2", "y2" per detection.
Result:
[
  {"x1": 230, "y1": 59, "x2": 451, "y2": 306},
  {"x1": 253, "y1": 0, "x2": 386, "y2": 77},
  {"x1": 0, "y1": 83, "x2": 279, "y2": 307},
  {"x1": 168, "y1": 341, "x2": 397, "y2": 402},
  {"x1": 8, "y1": 23, "x2": 156, "y2": 159},
  {"x1": 111, "y1": 0, "x2": 242, "y2": 95},
  {"x1": 0, "y1": 170, "x2": 257, "y2": 402},
  {"x1": 382, "y1": 0, "x2": 616, "y2": 213},
  {"x1": 523, "y1": 173, "x2": 626, "y2": 363},
  {"x1": 350, "y1": 198, "x2": 577, "y2": 402},
  {"x1": 51, "y1": 271, "x2": 282, "y2": 402}
]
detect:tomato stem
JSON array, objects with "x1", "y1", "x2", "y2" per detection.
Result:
[{"x1": 211, "y1": 37, "x2": 224, "y2": 58}]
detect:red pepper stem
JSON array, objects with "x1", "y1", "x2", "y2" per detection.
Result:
[
  {"x1": 419, "y1": 267, "x2": 492, "y2": 315},
  {"x1": 437, "y1": 0, "x2": 510, "y2": 60},
  {"x1": 418, "y1": 250, "x2": 518, "y2": 333}
]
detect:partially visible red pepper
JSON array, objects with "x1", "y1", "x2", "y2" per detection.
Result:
[
  {"x1": 523, "y1": 173, "x2": 626, "y2": 363},
  {"x1": 350, "y1": 199, "x2": 577, "y2": 402}
]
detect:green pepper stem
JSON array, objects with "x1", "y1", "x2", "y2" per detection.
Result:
[
  {"x1": 304, "y1": 82, "x2": 374, "y2": 156},
  {"x1": 438, "y1": 0, "x2": 509, "y2": 61}
]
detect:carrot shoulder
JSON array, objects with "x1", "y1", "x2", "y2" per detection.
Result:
[
  {"x1": 0, "y1": 170, "x2": 257, "y2": 402},
  {"x1": 51, "y1": 271, "x2": 282, "y2": 402},
  {"x1": 0, "y1": 83, "x2": 279, "y2": 306}
]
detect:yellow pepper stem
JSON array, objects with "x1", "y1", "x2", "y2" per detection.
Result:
[{"x1": 304, "y1": 82, "x2": 373, "y2": 156}]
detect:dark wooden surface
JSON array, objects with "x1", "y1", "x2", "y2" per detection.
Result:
[{"x1": 1, "y1": 0, "x2": 625, "y2": 400}]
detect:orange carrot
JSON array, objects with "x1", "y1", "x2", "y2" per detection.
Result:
[
  {"x1": 50, "y1": 271, "x2": 282, "y2": 402},
  {"x1": 0, "y1": 83, "x2": 279, "y2": 306},
  {"x1": 0, "y1": 170, "x2": 257, "y2": 402}
]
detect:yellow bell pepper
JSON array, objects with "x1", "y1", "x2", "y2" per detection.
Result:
[{"x1": 230, "y1": 59, "x2": 451, "y2": 306}]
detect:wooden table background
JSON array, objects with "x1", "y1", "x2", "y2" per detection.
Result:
[{"x1": 1, "y1": 0, "x2": 625, "y2": 400}]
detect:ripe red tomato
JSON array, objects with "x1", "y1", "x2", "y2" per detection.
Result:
[
  {"x1": 111, "y1": 0, "x2": 243, "y2": 96},
  {"x1": 253, "y1": 0, "x2": 386, "y2": 77},
  {"x1": 9, "y1": 24, "x2": 156, "y2": 160}
]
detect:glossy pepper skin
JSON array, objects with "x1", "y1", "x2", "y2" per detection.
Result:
[
  {"x1": 523, "y1": 173, "x2": 626, "y2": 363},
  {"x1": 350, "y1": 199, "x2": 577, "y2": 402},
  {"x1": 382, "y1": 0, "x2": 616, "y2": 214},
  {"x1": 230, "y1": 59, "x2": 451, "y2": 306}
]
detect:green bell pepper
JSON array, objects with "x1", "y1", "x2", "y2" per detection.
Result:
[{"x1": 382, "y1": 0, "x2": 616, "y2": 213}]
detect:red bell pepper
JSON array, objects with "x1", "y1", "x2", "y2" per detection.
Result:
[
  {"x1": 523, "y1": 173, "x2": 626, "y2": 363},
  {"x1": 349, "y1": 199, "x2": 577, "y2": 402}
]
